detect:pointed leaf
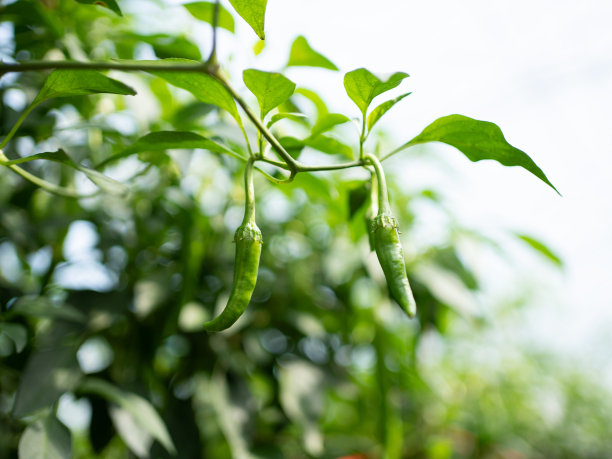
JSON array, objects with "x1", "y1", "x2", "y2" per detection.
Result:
[
  {"x1": 228, "y1": 0, "x2": 267, "y2": 39},
  {"x1": 79, "y1": 378, "x2": 176, "y2": 455},
  {"x1": 138, "y1": 58, "x2": 241, "y2": 124},
  {"x1": 74, "y1": 0, "x2": 122, "y2": 16},
  {"x1": 309, "y1": 113, "x2": 350, "y2": 138},
  {"x1": 366, "y1": 92, "x2": 411, "y2": 132},
  {"x1": 183, "y1": 2, "x2": 235, "y2": 33},
  {"x1": 344, "y1": 68, "x2": 409, "y2": 116},
  {"x1": 516, "y1": 233, "x2": 563, "y2": 267},
  {"x1": 98, "y1": 131, "x2": 243, "y2": 168},
  {"x1": 267, "y1": 112, "x2": 308, "y2": 128},
  {"x1": 32, "y1": 70, "x2": 135, "y2": 105},
  {"x1": 397, "y1": 115, "x2": 558, "y2": 193},
  {"x1": 1, "y1": 150, "x2": 128, "y2": 196},
  {"x1": 18, "y1": 415, "x2": 72, "y2": 459},
  {"x1": 243, "y1": 69, "x2": 296, "y2": 118},
  {"x1": 287, "y1": 36, "x2": 338, "y2": 70}
]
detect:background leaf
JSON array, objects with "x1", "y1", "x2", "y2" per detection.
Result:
[
  {"x1": 1, "y1": 150, "x2": 128, "y2": 195},
  {"x1": 243, "y1": 69, "x2": 296, "y2": 118},
  {"x1": 344, "y1": 68, "x2": 409, "y2": 116},
  {"x1": 183, "y1": 2, "x2": 235, "y2": 33},
  {"x1": 12, "y1": 346, "x2": 82, "y2": 418},
  {"x1": 79, "y1": 378, "x2": 176, "y2": 455},
  {"x1": 267, "y1": 112, "x2": 308, "y2": 128},
  {"x1": 309, "y1": 113, "x2": 350, "y2": 138},
  {"x1": 516, "y1": 233, "x2": 563, "y2": 267},
  {"x1": 366, "y1": 92, "x2": 411, "y2": 132},
  {"x1": 32, "y1": 70, "x2": 135, "y2": 105},
  {"x1": 228, "y1": 0, "x2": 267, "y2": 39},
  {"x1": 18, "y1": 415, "x2": 71, "y2": 459},
  {"x1": 286, "y1": 36, "x2": 338, "y2": 70},
  {"x1": 99, "y1": 131, "x2": 243, "y2": 167},
  {"x1": 74, "y1": 0, "x2": 122, "y2": 16},
  {"x1": 0, "y1": 323, "x2": 27, "y2": 353},
  {"x1": 397, "y1": 114, "x2": 559, "y2": 193}
]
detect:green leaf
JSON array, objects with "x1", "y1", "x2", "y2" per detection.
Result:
[
  {"x1": 183, "y1": 2, "x2": 235, "y2": 33},
  {"x1": 243, "y1": 69, "x2": 296, "y2": 118},
  {"x1": 0, "y1": 323, "x2": 27, "y2": 353},
  {"x1": 267, "y1": 112, "x2": 308, "y2": 128},
  {"x1": 13, "y1": 346, "x2": 81, "y2": 418},
  {"x1": 516, "y1": 233, "x2": 563, "y2": 267},
  {"x1": 79, "y1": 378, "x2": 176, "y2": 455},
  {"x1": 137, "y1": 58, "x2": 241, "y2": 124},
  {"x1": 366, "y1": 92, "x2": 411, "y2": 132},
  {"x1": 228, "y1": 0, "x2": 267, "y2": 39},
  {"x1": 74, "y1": 0, "x2": 122, "y2": 16},
  {"x1": 309, "y1": 113, "x2": 350, "y2": 138},
  {"x1": 344, "y1": 68, "x2": 409, "y2": 116},
  {"x1": 287, "y1": 36, "x2": 338, "y2": 70},
  {"x1": 32, "y1": 70, "x2": 135, "y2": 105},
  {"x1": 98, "y1": 131, "x2": 243, "y2": 168},
  {"x1": 304, "y1": 135, "x2": 353, "y2": 158},
  {"x1": 18, "y1": 415, "x2": 72, "y2": 459},
  {"x1": 295, "y1": 88, "x2": 329, "y2": 120},
  {"x1": 144, "y1": 34, "x2": 202, "y2": 61},
  {"x1": 1, "y1": 150, "x2": 128, "y2": 196},
  {"x1": 397, "y1": 115, "x2": 559, "y2": 193},
  {"x1": 9, "y1": 296, "x2": 87, "y2": 323}
]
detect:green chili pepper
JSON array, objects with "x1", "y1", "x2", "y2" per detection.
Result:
[
  {"x1": 365, "y1": 177, "x2": 377, "y2": 252},
  {"x1": 366, "y1": 154, "x2": 417, "y2": 318},
  {"x1": 203, "y1": 158, "x2": 262, "y2": 332}
]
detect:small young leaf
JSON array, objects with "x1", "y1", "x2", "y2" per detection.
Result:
[
  {"x1": 287, "y1": 36, "x2": 338, "y2": 71},
  {"x1": 396, "y1": 115, "x2": 559, "y2": 193},
  {"x1": 18, "y1": 415, "x2": 72, "y2": 459},
  {"x1": 32, "y1": 70, "x2": 136, "y2": 105},
  {"x1": 267, "y1": 112, "x2": 308, "y2": 128},
  {"x1": 138, "y1": 58, "x2": 241, "y2": 124},
  {"x1": 366, "y1": 92, "x2": 411, "y2": 132},
  {"x1": 309, "y1": 113, "x2": 350, "y2": 138},
  {"x1": 516, "y1": 233, "x2": 563, "y2": 267},
  {"x1": 344, "y1": 68, "x2": 409, "y2": 116},
  {"x1": 228, "y1": 0, "x2": 267, "y2": 39},
  {"x1": 183, "y1": 2, "x2": 235, "y2": 33},
  {"x1": 99, "y1": 131, "x2": 243, "y2": 167},
  {"x1": 243, "y1": 69, "x2": 296, "y2": 118},
  {"x1": 78, "y1": 378, "x2": 176, "y2": 455},
  {"x1": 2, "y1": 150, "x2": 128, "y2": 196},
  {"x1": 74, "y1": 0, "x2": 122, "y2": 16}
]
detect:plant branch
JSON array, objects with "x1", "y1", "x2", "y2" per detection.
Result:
[
  {"x1": 212, "y1": 71, "x2": 299, "y2": 174},
  {"x1": 0, "y1": 104, "x2": 37, "y2": 149},
  {"x1": 0, "y1": 60, "x2": 210, "y2": 74},
  {"x1": 365, "y1": 153, "x2": 390, "y2": 215},
  {"x1": 0, "y1": 150, "x2": 98, "y2": 198},
  {"x1": 206, "y1": 0, "x2": 221, "y2": 67}
]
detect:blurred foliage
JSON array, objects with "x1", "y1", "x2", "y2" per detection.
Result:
[{"x1": 0, "y1": 0, "x2": 609, "y2": 458}]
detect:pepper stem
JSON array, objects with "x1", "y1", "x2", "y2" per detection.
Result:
[
  {"x1": 365, "y1": 154, "x2": 390, "y2": 215},
  {"x1": 242, "y1": 157, "x2": 256, "y2": 224}
]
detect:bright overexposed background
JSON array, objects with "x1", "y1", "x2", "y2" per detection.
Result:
[{"x1": 219, "y1": 0, "x2": 612, "y2": 363}]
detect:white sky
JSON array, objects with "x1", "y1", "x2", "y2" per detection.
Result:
[{"x1": 243, "y1": 0, "x2": 612, "y2": 359}]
